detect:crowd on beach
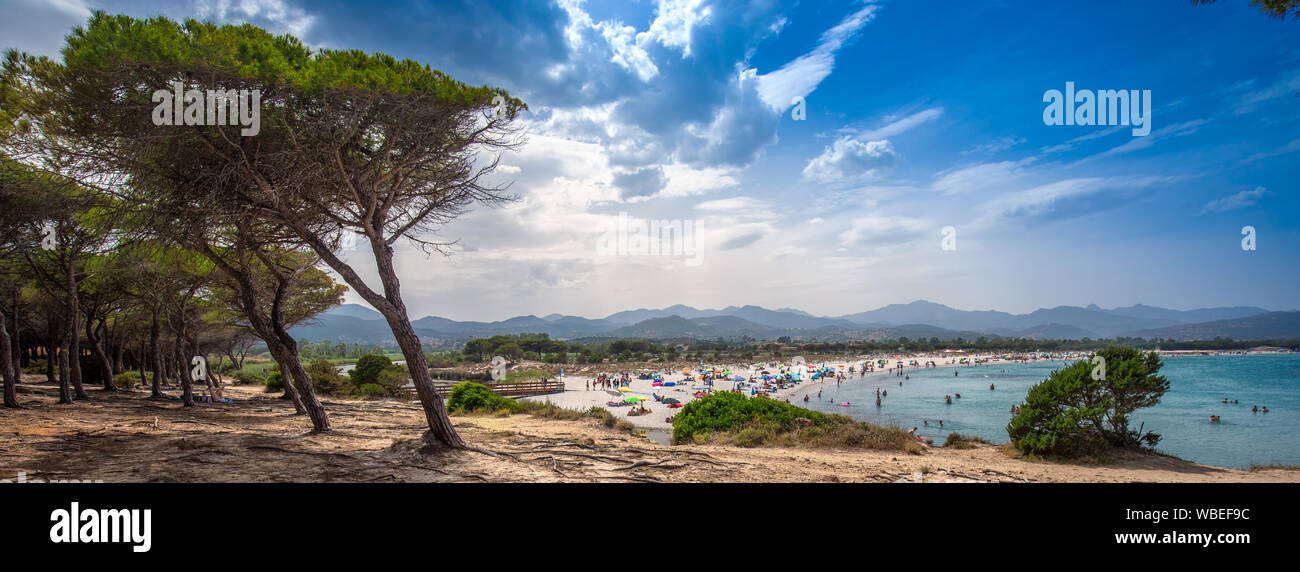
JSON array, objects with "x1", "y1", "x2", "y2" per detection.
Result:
[{"x1": 537, "y1": 351, "x2": 1095, "y2": 435}]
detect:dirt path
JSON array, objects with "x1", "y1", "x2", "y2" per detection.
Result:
[{"x1": 2, "y1": 382, "x2": 1296, "y2": 483}]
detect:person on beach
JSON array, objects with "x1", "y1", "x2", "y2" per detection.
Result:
[{"x1": 804, "y1": 394, "x2": 809, "y2": 402}]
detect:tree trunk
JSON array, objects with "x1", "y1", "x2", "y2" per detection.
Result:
[
  {"x1": 273, "y1": 341, "x2": 330, "y2": 431},
  {"x1": 174, "y1": 335, "x2": 194, "y2": 407},
  {"x1": 149, "y1": 308, "x2": 164, "y2": 397},
  {"x1": 63, "y1": 254, "x2": 89, "y2": 399},
  {"x1": 268, "y1": 347, "x2": 308, "y2": 415},
  {"x1": 0, "y1": 307, "x2": 19, "y2": 408},
  {"x1": 87, "y1": 318, "x2": 117, "y2": 391},
  {"x1": 138, "y1": 341, "x2": 149, "y2": 389},
  {"x1": 385, "y1": 310, "x2": 462, "y2": 448},
  {"x1": 9, "y1": 290, "x2": 20, "y2": 384},
  {"x1": 56, "y1": 346, "x2": 72, "y2": 404},
  {"x1": 44, "y1": 335, "x2": 55, "y2": 384},
  {"x1": 112, "y1": 340, "x2": 124, "y2": 375}
]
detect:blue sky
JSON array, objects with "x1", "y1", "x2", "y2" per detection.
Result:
[{"x1": 3, "y1": 0, "x2": 1297, "y2": 320}]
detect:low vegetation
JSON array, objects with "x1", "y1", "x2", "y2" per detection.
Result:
[
  {"x1": 943, "y1": 432, "x2": 993, "y2": 449},
  {"x1": 671, "y1": 392, "x2": 922, "y2": 452}
]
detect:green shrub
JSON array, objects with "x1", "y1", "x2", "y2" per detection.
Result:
[
  {"x1": 305, "y1": 360, "x2": 346, "y2": 395},
  {"x1": 375, "y1": 365, "x2": 409, "y2": 395},
  {"x1": 230, "y1": 370, "x2": 263, "y2": 385},
  {"x1": 264, "y1": 371, "x2": 285, "y2": 393},
  {"x1": 357, "y1": 383, "x2": 387, "y2": 400},
  {"x1": 446, "y1": 382, "x2": 517, "y2": 413},
  {"x1": 350, "y1": 354, "x2": 392, "y2": 388},
  {"x1": 943, "y1": 432, "x2": 991, "y2": 449},
  {"x1": 671, "y1": 392, "x2": 831, "y2": 443},
  {"x1": 671, "y1": 392, "x2": 918, "y2": 452},
  {"x1": 112, "y1": 371, "x2": 147, "y2": 388},
  {"x1": 1007, "y1": 345, "x2": 1168, "y2": 458}
]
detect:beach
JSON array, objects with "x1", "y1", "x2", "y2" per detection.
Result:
[
  {"x1": 520, "y1": 352, "x2": 1044, "y2": 436},
  {"x1": 4, "y1": 381, "x2": 1296, "y2": 483}
]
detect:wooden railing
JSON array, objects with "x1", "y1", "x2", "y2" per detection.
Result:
[{"x1": 399, "y1": 379, "x2": 565, "y2": 400}]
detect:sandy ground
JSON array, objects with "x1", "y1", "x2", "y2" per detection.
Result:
[{"x1": 2, "y1": 379, "x2": 1297, "y2": 483}]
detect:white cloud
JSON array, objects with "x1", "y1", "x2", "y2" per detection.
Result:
[
  {"x1": 755, "y1": 4, "x2": 878, "y2": 111},
  {"x1": 1201, "y1": 186, "x2": 1270, "y2": 213},
  {"x1": 848, "y1": 107, "x2": 944, "y2": 140},
  {"x1": 802, "y1": 137, "x2": 897, "y2": 183},
  {"x1": 931, "y1": 158, "x2": 1036, "y2": 196},
  {"x1": 193, "y1": 0, "x2": 316, "y2": 37}
]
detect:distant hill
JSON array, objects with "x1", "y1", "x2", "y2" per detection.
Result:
[
  {"x1": 289, "y1": 300, "x2": 1280, "y2": 345},
  {"x1": 1122, "y1": 311, "x2": 1300, "y2": 341}
]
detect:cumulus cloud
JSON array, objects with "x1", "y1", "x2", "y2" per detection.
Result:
[{"x1": 802, "y1": 137, "x2": 898, "y2": 183}]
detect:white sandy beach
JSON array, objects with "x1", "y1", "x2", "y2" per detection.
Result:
[{"x1": 521, "y1": 352, "x2": 1070, "y2": 436}]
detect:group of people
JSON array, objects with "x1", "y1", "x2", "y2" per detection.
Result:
[
  {"x1": 1209, "y1": 398, "x2": 1272, "y2": 422},
  {"x1": 587, "y1": 372, "x2": 632, "y2": 391}
]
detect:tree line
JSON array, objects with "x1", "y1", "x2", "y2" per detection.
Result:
[{"x1": 0, "y1": 12, "x2": 524, "y2": 448}]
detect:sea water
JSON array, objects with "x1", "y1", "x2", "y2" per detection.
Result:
[{"x1": 798, "y1": 354, "x2": 1300, "y2": 469}]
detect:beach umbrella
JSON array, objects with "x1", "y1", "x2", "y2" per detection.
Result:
[
  {"x1": 618, "y1": 387, "x2": 632, "y2": 392},
  {"x1": 663, "y1": 397, "x2": 681, "y2": 405}
]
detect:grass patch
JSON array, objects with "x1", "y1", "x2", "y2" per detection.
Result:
[
  {"x1": 672, "y1": 392, "x2": 923, "y2": 453},
  {"x1": 943, "y1": 432, "x2": 993, "y2": 449},
  {"x1": 502, "y1": 368, "x2": 552, "y2": 383}
]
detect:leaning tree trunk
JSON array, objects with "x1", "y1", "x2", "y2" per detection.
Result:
[
  {"x1": 267, "y1": 346, "x2": 307, "y2": 415},
  {"x1": 384, "y1": 310, "x2": 463, "y2": 448},
  {"x1": 274, "y1": 343, "x2": 330, "y2": 431},
  {"x1": 367, "y1": 242, "x2": 463, "y2": 448},
  {"x1": 270, "y1": 312, "x2": 329, "y2": 431},
  {"x1": 86, "y1": 319, "x2": 117, "y2": 391},
  {"x1": 0, "y1": 307, "x2": 20, "y2": 408}
]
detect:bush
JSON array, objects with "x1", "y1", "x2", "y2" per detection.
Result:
[
  {"x1": 374, "y1": 365, "x2": 409, "y2": 395},
  {"x1": 1007, "y1": 345, "x2": 1168, "y2": 458},
  {"x1": 350, "y1": 354, "x2": 392, "y2": 388},
  {"x1": 446, "y1": 382, "x2": 517, "y2": 413},
  {"x1": 113, "y1": 371, "x2": 148, "y2": 388},
  {"x1": 943, "y1": 432, "x2": 992, "y2": 449},
  {"x1": 357, "y1": 383, "x2": 388, "y2": 400},
  {"x1": 264, "y1": 371, "x2": 285, "y2": 393},
  {"x1": 231, "y1": 370, "x2": 263, "y2": 386},
  {"x1": 306, "y1": 360, "x2": 347, "y2": 395},
  {"x1": 671, "y1": 392, "x2": 918, "y2": 452}
]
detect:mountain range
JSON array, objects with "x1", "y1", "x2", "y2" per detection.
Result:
[{"x1": 286, "y1": 300, "x2": 1298, "y2": 346}]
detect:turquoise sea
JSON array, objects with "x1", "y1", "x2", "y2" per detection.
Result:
[{"x1": 797, "y1": 354, "x2": 1300, "y2": 469}]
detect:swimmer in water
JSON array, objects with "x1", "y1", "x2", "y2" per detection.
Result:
[
  {"x1": 990, "y1": 383, "x2": 995, "y2": 390},
  {"x1": 954, "y1": 371, "x2": 959, "y2": 377}
]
